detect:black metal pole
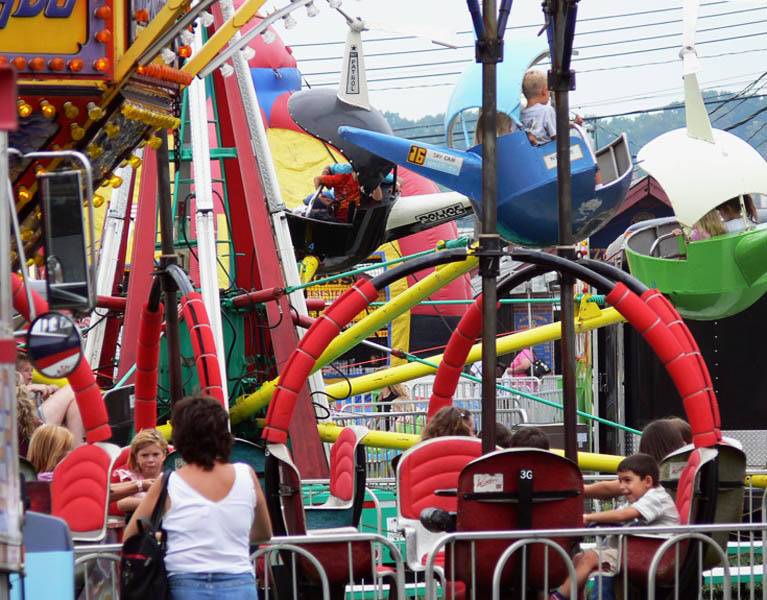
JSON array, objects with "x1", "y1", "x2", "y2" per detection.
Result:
[
  {"x1": 156, "y1": 129, "x2": 184, "y2": 409},
  {"x1": 479, "y1": 0, "x2": 502, "y2": 454},
  {"x1": 550, "y1": 0, "x2": 579, "y2": 462}
]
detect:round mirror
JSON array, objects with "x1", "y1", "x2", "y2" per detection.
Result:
[{"x1": 26, "y1": 312, "x2": 83, "y2": 378}]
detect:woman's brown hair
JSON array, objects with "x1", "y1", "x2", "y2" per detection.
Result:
[
  {"x1": 16, "y1": 373, "x2": 40, "y2": 443},
  {"x1": 421, "y1": 406, "x2": 474, "y2": 441},
  {"x1": 638, "y1": 418, "x2": 686, "y2": 462},
  {"x1": 171, "y1": 395, "x2": 233, "y2": 470}
]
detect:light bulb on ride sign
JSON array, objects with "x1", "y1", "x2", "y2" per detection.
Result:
[
  {"x1": 261, "y1": 29, "x2": 276, "y2": 45},
  {"x1": 328, "y1": 0, "x2": 342, "y2": 8},
  {"x1": 306, "y1": 2, "x2": 320, "y2": 17},
  {"x1": 283, "y1": 14, "x2": 297, "y2": 30}
]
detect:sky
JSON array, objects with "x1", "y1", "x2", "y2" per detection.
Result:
[{"x1": 273, "y1": 0, "x2": 767, "y2": 121}]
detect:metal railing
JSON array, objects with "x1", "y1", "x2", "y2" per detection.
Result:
[
  {"x1": 423, "y1": 522, "x2": 767, "y2": 600},
  {"x1": 252, "y1": 532, "x2": 406, "y2": 600}
]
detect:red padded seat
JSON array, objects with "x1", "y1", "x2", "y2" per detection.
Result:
[
  {"x1": 449, "y1": 448, "x2": 583, "y2": 596},
  {"x1": 51, "y1": 444, "x2": 114, "y2": 542},
  {"x1": 395, "y1": 437, "x2": 482, "y2": 572}
]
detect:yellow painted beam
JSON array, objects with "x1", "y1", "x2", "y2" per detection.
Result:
[
  {"x1": 116, "y1": 0, "x2": 190, "y2": 82},
  {"x1": 182, "y1": 0, "x2": 267, "y2": 77},
  {"x1": 229, "y1": 254, "x2": 478, "y2": 424},
  {"x1": 317, "y1": 421, "x2": 623, "y2": 473},
  {"x1": 322, "y1": 306, "x2": 626, "y2": 399},
  {"x1": 300, "y1": 256, "x2": 319, "y2": 285}
]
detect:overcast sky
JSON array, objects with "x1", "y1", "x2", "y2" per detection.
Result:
[{"x1": 274, "y1": 0, "x2": 767, "y2": 120}]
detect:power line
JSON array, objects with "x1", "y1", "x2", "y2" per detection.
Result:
[
  {"x1": 288, "y1": 1, "x2": 735, "y2": 49},
  {"x1": 294, "y1": 12, "x2": 767, "y2": 64},
  {"x1": 300, "y1": 30, "x2": 767, "y2": 79},
  {"x1": 724, "y1": 104, "x2": 767, "y2": 131},
  {"x1": 305, "y1": 45, "x2": 767, "y2": 88},
  {"x1": 390, "y1": 94, "x2": 767, "y2": 142}
]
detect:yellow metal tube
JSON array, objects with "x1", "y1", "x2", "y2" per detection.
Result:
[
  {"x1": 182, "y1": 0, "x2": 266, "y2": 77},
  {"x1": 323, "y1": 306, "x2": 625, "y2": 399},
  {"x1": 229, "y1": 254, "x2": 478, "y2": 424},
  {"x1": 317, "y1": 256, "x2": 478, "y2": 368},
  {"x1": 31, "y1": 371, "x2": 67, "y2": 387},
  {"x1": 317, "y1": 422, "x2": 623, "y2": 472},
  {"x1": 116, "y1": 0, "x2": 190, "y2": 82},
  {"x1": 300, "y1": 256, "x2": 320, "y2": 285}
]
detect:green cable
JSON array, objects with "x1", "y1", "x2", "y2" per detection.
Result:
[
  {"x1": 285, "y1": 237, "x2": 470, "y2": 294},
  {"x1": 401, "y1": 352, "x2": 641, "y2": 436}
]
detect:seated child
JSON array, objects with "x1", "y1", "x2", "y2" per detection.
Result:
[
  {"x1": 313, "y1": 163, "x2": 361, "y2": 222},
  {"x1": 521, "y1": 69, "x2": 586, "y2": 145},
  {"x1": 718, "y1": 194, "x2": 758, "y2": 233},
  {"x1": 521, "y1": 70, "x2": 558, "y2": 145},
  {"x1": 473, "y1": 110, "x2": 517, "y2": 146},
  {"x1": 508, "y1": 425, "x2": 550, "y2": 450},
  {"x1": 550, "y1": 453, "x2": 679, "y2": 600}
]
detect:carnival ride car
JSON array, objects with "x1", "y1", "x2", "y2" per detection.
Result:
[
  {"x1": 617, "y1": 0, "x2": 767, "y2": 320},
  {"x1": 336, "y1": 33, "x2": 633, "y2": 248},
  {"x1": 0, "y1": 0, "x2": 762, "y2": 598}
]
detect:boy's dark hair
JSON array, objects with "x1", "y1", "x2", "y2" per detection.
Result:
[
  {"x1": 171, "y1": 395, "x2": 233, "y2": 470},
  {"x1": 495, "y1": 422, "x2": 513, "y2": 448},
  {"x1": 509, "y1": 426, "x2": 550, "y2": 450},
  {"x1": 617, "y1": 453, "x2": 659, "y2": 486}
]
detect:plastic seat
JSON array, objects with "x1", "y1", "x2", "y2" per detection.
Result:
[
  {"x1": 305, "y1": 426, "x2": 368, "y2": 530},
  {"x1": 264, "y1": 442, "x2": 398, "y2": 599},
  {"x1": 51, "y1": 443, "x2": 117, "y2": 542},
  {"x1": 624, "y1": 443, "x2": 745, "y2": 589},
  {"x1": 395, "y1": 437, "x2": 482, "y2": 572},
  {"x1": 447, "y1": 448, "x2": 583, "y2": 597},
  {"x1": 10, "y1": 512, "x2": 74, "y2": 600}
]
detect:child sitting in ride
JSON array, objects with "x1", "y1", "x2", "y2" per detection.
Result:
[
  {"x1": 313, "y1": 163, "x2": 386, "y2": 222},
  {"x1": 521, "y1": 69, "x2": 585, "y2": 145},
  {"x1": 550, "y1": 453, "x2": 679, "y2": 600},
  {"x1": 718, "y1": 194, "x2": 758, "y2": 233},
  {"x1": 473, "y1": 110, "x2": 519, "y2": 145}
]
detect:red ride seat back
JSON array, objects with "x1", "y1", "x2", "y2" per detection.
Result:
[
  {"x1": 451, "y1": 449, "x2": 584, "y2": 594},
  {"x1": 51, "y1": 444, "x2": 114, "y2": 542},
  {"x1": 396, "y1": 437, "x2": 482, "y2": 571}
]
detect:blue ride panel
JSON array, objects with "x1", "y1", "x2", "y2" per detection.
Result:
[
  {"x1": 10, "y1": 512, "x2": 74, "y2": 600},
  {"x1": 340, "y1": 125, "x2": 629, "y2": 246},
  {"x1": 444, "y1": 37, "x2": 549, "y2": 130}
]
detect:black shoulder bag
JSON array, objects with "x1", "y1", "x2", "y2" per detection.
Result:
[
  {"x1": 530, "y1": 349, "x2": 552, "y2": 377},
  {"x1": 120, "y1": 471, "x2": 171, "y2": 600}
]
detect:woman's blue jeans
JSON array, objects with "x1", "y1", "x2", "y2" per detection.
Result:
[{"x1": 169, "y1": 572, "x2": 257, "y2": 600}]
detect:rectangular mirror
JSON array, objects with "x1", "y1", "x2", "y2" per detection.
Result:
[{"x1": 39, "y1": 169, "x2": 91, "y2": 310}]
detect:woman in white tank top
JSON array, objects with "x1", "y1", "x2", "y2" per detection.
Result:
[{"x1": 125, "y1": 396, "x2": 272, "y2": 600}]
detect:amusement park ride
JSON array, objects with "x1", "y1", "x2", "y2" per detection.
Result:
[{"x1": 0, "y1": 0, "x2": 767, "y2": 597}]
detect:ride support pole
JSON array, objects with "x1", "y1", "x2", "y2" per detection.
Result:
[
  {"x1": 548, "y1": 0, "x2": 579, "y2": 462},
  {"x1": 156, "y1": 129, "x2": 184, "y2": 408},
  {"x1": 477, "y1": 0, "x2": 504, "y2": 453}
]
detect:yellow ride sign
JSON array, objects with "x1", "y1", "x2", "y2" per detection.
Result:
[{"x1": 0, "y1": 0, "x2": 87, "y2": 55}]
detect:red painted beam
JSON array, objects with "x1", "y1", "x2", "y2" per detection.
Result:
[
  {"x1": 117, "y1": 148, "x2": 159, "y2": 383},
  {"x1": 210, "y1": 9, "x2": 328, "y2": 477}
]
